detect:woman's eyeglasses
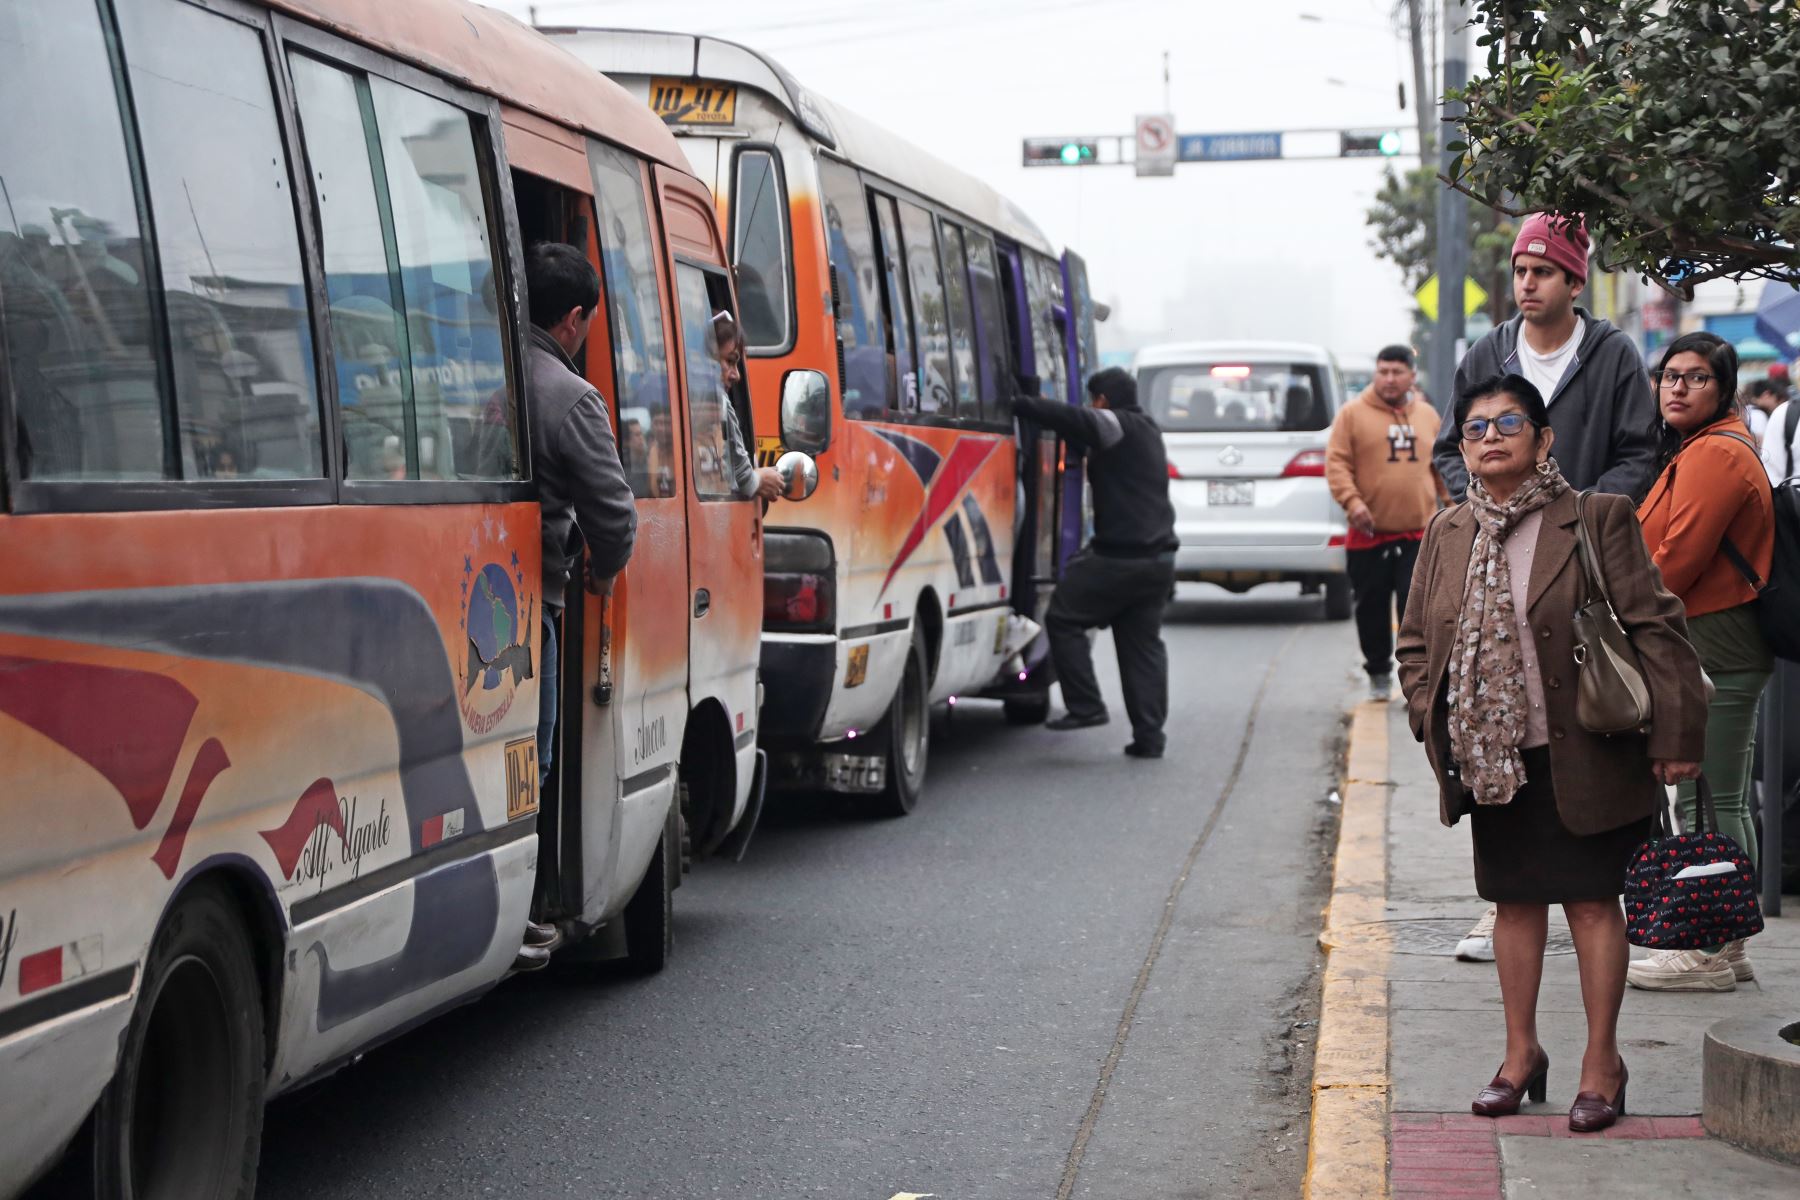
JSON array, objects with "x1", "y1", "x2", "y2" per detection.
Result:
[
  {"x1": 1460, "y1": 413, "x2": 1532, "y2": 441},
  {"x1": 1653, "y1": 369, "x2": 1714, "y2": 389}
]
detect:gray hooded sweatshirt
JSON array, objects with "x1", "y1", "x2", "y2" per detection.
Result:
[
  {"x1": 527, "y1": 325, "x2": 637, "y2": 606},
  {"x1": 1431, "y1": 308, "x2": 1657, "y2": 502}
]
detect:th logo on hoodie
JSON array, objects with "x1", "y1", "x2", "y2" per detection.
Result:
[{"x1": 1386, "y1": 422, "x2": 1419, "y2": 463}]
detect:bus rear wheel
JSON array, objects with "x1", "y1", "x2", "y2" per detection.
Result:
[
  {"x1": 88, "y1": 881, "x2": 264, "y2": 1200},
  {"x1": 872, "y1": 626, "x2": 930, "y2": 817},
  {"x1": 622, "y1": 799, "x2": 677, "y2": 974}
]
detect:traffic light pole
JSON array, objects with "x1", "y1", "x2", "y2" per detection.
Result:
[{"x1": 1429, "y1": 1, "x2": 1470, "y2": 410}]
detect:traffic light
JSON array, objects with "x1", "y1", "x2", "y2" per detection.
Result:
[
  {"x1": 1023, "y1": 137, "x2": 1099, "y2": 167},
  {"x1": 1340, "y1": 130, "x2": 1402, "y2": 157}
]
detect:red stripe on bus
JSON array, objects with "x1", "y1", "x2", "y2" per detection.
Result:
[{"x1": 19, "y1": 947, "x2": 62, "y2": 996}]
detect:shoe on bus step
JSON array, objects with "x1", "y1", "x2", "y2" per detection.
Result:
[{"x1": 1456, "y1": 906, "x2": 1497, "y2": 962}]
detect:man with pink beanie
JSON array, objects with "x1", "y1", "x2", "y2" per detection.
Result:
[
  {"x1": 1428, "y1": 212, "x2": 1658, "y2": 962},
  {"x1": 1431, "y1": 212, "x2": 1656, "y2": 505}
]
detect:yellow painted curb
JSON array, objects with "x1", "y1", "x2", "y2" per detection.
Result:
[{"x1": 1303, "y1": 702, "x2": 1393, "y2": 1199}]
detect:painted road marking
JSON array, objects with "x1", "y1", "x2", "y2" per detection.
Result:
[{"x1": 1304, "y1": 700, "x2": 1393, "y2": 1199}]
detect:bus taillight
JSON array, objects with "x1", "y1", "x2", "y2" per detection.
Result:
[{"x1": 763, "y1": 532, "x2": 836, "y2": 632}]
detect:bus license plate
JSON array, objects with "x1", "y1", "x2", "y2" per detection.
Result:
[
  {"x1": 649, "y1": 78, "x2": 737, "y2": 125},
  {"x1": 1207, "y1": 480, "x2": 1254, "y2": 506},
  {"x1": 820, "y1": 753, "x2": 886, "y2": 794}
]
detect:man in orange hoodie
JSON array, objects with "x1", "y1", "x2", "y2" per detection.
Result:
[{"x1": 1326, "y1": 344, "x2": 1445, "y2": 700}]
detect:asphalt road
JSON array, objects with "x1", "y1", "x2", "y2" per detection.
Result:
[{"x1": 254, "y1": 585, "x2": 1357, "y2": 1200}]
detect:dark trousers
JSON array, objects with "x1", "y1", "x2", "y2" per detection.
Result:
[
  {"x1": 1046, "y1": 550, "x2": 1176, "y2": 750},
  {"x1": 538, "y1": 608, "x2": 560, "y2": 787},
  {"x1": 1346, "y1": 540, "x2": 1419, "y2": 678}
]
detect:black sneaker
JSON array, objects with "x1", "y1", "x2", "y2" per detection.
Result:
[
  {"x1": 1046, "y1": 712, "x2": 1110, "y2": 731},
  {"x1": 1123, "y1": 742, "x2": 1164, "y2": 759}
]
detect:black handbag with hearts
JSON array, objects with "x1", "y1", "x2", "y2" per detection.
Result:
[{"x1": 1624, "y1": 775, "x2": 1763, "y2": 950}]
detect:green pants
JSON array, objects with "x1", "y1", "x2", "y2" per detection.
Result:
[{"x1": 1676, "y1": 668, "x2": 1770, "y2": 868}]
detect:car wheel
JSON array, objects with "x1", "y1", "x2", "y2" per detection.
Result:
[
  {"x1": 872, "y1": 626, "x2": 930, "y2": 817},
  {"x1": 1322, "y1": 575, "x2": 1353, "y2": 621},
  {"x1": 622, "y1": 800, "x2": 677, "y2": 974},
  {"x1": 86, "y1": 880, "x2": 265, "y2": 1200}
]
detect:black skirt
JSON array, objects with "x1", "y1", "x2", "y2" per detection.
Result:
[{"x1": 1470, "y1": 747, "x2": 1654, "y2": 904}]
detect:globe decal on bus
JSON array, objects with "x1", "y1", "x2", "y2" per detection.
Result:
[
  {"x1": 469, "y1": 564, "x2": 519, "y2": 691},
  {"x1": 458, "y1": 538, "x2": 534, "y2": 735}
]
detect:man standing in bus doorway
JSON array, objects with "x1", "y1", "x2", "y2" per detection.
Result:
[
  {"x1": 1016, "y1": 367, "x2": 1179, "y2": 759},
  {"x1": 1325, "y1": 344, "x2": 1445, "y2": 702},
  {"x1": 1427, "y1": 212, "x2": 1658, "y2": 964},
  {"x1": 521, "y1": 242, "x2": 638, "y2": 968}
]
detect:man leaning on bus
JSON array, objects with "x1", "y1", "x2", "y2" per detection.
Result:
[
  {"x1": 1014, "y1": 367, "x2": 1179, "y2": 759},
  {"x1": 520, "y1": 242, "x2": 638, "y2": 966}
]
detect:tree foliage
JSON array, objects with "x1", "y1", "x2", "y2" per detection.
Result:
[
  {"x1": 1448, "y1": 0, "x2": 1800, "y2": 297},
  {"x1": 1367, "y1": 166, "x2": 1515, "y2": 323}
]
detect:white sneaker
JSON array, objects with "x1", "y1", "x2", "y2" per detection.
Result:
[
  {"x1": 1723, "y1": 939, "x2": 1755, "y2": 982},
  {"x1": 1455, "y1": 906, "x2": 1497, "y2": 962},
  {"x1": 1627, "y1": 948, "x2": 1737, "y2": 991},
  {"x1": 1369, "y1": 674, "x2": 1394, "y2": 702}
]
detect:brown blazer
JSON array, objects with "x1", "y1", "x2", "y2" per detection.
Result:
[{"x1": 1396, "y1": 490, "x2": 1709, "y2": 835}]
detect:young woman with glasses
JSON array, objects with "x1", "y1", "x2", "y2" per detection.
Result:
[
  {"x1": 1397, "y1": 373, "x2": 1706, "y2": 1131},
  {"x1": 1627, "y1": 331, "x2": 1776, "y2": 992}
]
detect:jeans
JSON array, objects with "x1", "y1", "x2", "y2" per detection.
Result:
[
  {"x1": 537, "y1": 608, "x2": 560, "y2": 788},
  {"x1": 1046, "y1": 550, "x2": 1176, "y2": 750},
  {"x1": 1677, "y1": 667, "x2": 1770, "y2": 868},
  {"x1": 1346, "y1": 540, "x2": 1419, "y2": 678}
]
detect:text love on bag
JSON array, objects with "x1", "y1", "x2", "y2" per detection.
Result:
[{"x1": 1625, "y1": 775, "x2": 1763, "y2": 949}]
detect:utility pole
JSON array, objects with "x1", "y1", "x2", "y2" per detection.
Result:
[
  {"x1": 1404, "y1": 0, "x2": 1432, "y2": 158},
  {"x1": 1429, "y1": 0, "x2": 1470, "y2": 409}
]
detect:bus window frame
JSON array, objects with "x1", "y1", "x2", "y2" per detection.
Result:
[
  {"x1": 726, "y1": 141, "x2": 797, "y2": 359},
  {"x1": 272, "y1": 13, "x2": 533, "y2": 508},
  {"x1": 2, "y1": 0, "x2": 347, "y2": 515},
  {"x1": 671, "y1": 255, "x2": 756, "y2": 504}
]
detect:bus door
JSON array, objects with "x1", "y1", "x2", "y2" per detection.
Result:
[
  {"x1": 655, "y1": 166, "x2": 763, "y2": 856},
  {"x1": 1003, "y1": 247, "x2": 1067, "y2": 635},
  {"x1": 1058, "y1": 249, "x2": 1099, "y2": 572}
]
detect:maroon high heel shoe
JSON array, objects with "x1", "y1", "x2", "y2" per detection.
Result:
[
  {"x1": 1471, "y1": 1049, "x2": 1549, "y2": 1117},
  {"x1": 1568, "y1": 1060, "x2": 1628, "y2": 1132}
]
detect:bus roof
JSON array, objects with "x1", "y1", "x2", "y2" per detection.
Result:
[
  {"x1": 543, "y1": 28, "x2": 1057, "y2": 255},
  {"x1": 268, "y1": 0, "x2": 690, "y2": 172}
]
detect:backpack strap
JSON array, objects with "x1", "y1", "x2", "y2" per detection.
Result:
[{"x1": 1786, "y1": 401, "x2": 1800, "y2": 481}]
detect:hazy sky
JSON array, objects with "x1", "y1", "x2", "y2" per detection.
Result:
[{"x1": 485, "y1": 0, "x2": 1426, "y2": 362}]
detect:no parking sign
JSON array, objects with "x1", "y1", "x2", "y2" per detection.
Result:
[{"x1": 1136, "y1": 113, "x2": 1176, "y2": 177}]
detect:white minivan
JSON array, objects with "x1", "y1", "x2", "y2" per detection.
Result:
[{"x1": 1135, "y1": 341, "x2": 1351, "y2": 618}]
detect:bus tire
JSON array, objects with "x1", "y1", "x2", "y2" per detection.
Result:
[
  {"x1": 88, "y1": 880, "x2": 265, "y2": 1200},
  {"x1": 1322, "y1": 575, "x2": 1353, "y2": 622},
  {"x1": 1003, "y1": 691, "x2": 1051, "y2": 726},
  {"x1": 873, "y1": 626, "x2": 930, "y2": 817},
  {"x1": 622, "y1": 800, "x2": 676, "y2": 974}
]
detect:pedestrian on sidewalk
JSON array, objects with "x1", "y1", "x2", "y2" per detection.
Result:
[
  {"x1": 1431, "y1": 212, "x2": 1661, "y2": 962},
  {"x1": 1397, "y1": 373, "x2": 1707, "y2": 1132},
  {"x1": 1326, "y1": 344, "x2": 1445, "y2": 701},
  {"x1": 1628, "y1": 333, "x2": 1774, "y2": 993},
  {"x1": 1017, "y1": 366, "x2": 1178, "y2": 759},
  {"x1": 1743, "y1": 378, "x2": 1781, "y2": 441}
]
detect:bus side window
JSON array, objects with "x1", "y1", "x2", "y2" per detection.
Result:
[
  {"x1": 591, "y1": 142, "x2": 676, "y2": 499},
  {"x1": 0, "y1": 0, "x2": 175, "y2": 480},
  {"x1": 816, "y1": 158, "x2": 885, "y2": 421},
  {"x1": 897, "y1": 201, "x2": 952, "y2": 417},
  {"x1": 1023, "y1": 252, "x2": 1066, "y2": 405},
  {"x1": 936, "y1": 220, "x2": 981, "y2": 423},
  {"x1": 730, "y1": 148, "x2": 791, "y2": 354},
  {"x1": 962, "y1": 230, "x2": 1012, "y2": 424},
  {"x1": 289, "y1": 55, "x2": 517, "y2": 482},
  {"x1": 118, "y1": 0, "x2": 323, "y2": 483},
  {"x1": 869, "y1": 193, "x2": 916, "y2": 414}
]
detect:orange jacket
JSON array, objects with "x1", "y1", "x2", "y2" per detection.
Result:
[
  {"x1": 1636, "y1": 414, "x2": 1774, "y2": 618},
  {"x1": 1325, "y1": 387, "x2": 1444, "y2": 534}
]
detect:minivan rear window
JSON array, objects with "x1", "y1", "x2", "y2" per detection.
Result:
[{"x1": 1140, "y1": 363, "x2": 1330, "y2": 433}]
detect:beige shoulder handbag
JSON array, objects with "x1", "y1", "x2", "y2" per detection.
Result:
[{"x1": 1571, "y1": 491, "x2": 1653, "y2": 734}]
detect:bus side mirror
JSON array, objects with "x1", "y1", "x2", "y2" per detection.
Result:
[
  {"x1": 780, "y1": 369, "x2": 832, "y2": 455},
  {"x1": 775, "y1": 450, "x2": 819, "y2": 501}
]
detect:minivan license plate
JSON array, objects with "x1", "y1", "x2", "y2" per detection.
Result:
[{"x1": 1207, "y1": 480, "x2": 1254, "y2": 506}]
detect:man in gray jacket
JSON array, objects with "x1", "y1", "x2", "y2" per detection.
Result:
[
  {"x1": 1431, "y1": 213, "x2": 1657, "y2": 503},
  {"x1": 525, "y1": 241, "x2": 636, "y2": 850}
]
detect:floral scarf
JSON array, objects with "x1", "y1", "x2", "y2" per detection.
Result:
[{"x1": 1447, "y1": 461, "x2": 1570, "y2": 805}]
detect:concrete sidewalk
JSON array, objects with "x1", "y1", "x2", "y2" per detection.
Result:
[{"x1": 1306, "y1": 699, "x2": 1800, "y2": 1198}]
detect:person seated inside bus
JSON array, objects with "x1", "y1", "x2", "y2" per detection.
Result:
[
  {"x1": 521, "y1": 241, "x2": 638, "y2": 966},
  {"x1": 709, "y1": 310, "x2": 782, "y2": 502}
]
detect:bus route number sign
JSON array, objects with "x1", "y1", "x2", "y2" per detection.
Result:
[{"x1": 650, "y1": 78, "x2": 737, "y2": 126}]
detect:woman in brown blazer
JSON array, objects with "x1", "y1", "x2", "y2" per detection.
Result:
[{"x1": 1397, "y1": 373, "x2": 1708, "y2": 1132}]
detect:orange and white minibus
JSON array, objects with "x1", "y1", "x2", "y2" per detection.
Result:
[
  {"x1": 0, "y1": 1, "x2": 795, "y2": 1193},
  {"x1": 550, "y1": 29, "x2": 1100, "y2": 815}
]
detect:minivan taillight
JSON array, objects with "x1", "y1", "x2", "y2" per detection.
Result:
[
  {"x1": 1282, "y1": 450, "x2": 1328, "y2": 477},
  {"x1": 763, "y1": 532, "x2": 836, "y2": 632}
]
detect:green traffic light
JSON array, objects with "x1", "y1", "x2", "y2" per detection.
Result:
[
  {"x1": 1378, "y1": 130, "x2": 1401, "y2": 156},
  {"x1": 1060, "y1": 143, "x2": 1083, "y2": 165}
]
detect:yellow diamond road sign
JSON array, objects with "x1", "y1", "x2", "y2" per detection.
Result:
[{"x1": 1415, "y1": 274, "x2": 1488, "y2": 322}]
